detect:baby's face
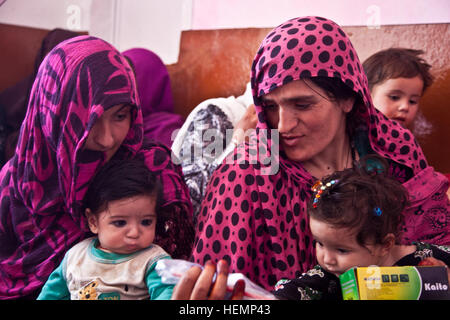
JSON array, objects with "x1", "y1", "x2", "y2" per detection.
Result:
[
  {"x1": 371, "y1": 76, "x2": 424, "y2": 129},
  {"x1": 87, "y1": 194, "x2": 157, "y2": 254},
  {"x1": 309, "y1": 217, "x2": 386, "y2": 277}
]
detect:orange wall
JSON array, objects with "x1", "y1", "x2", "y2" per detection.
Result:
[
  {"x1": 167, "y1": 24, "x2": 450, "y2": 173},
  {"x1": 0, "y1": 23, "x2": 448, "y2": 172}
]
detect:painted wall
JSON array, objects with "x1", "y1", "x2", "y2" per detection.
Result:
[
  {"x1": 191, "y1": 0, "x2": 450, "y2": 29},
  {"x1": 1, "y1": 0, "x2": 449, "y2": 63}
]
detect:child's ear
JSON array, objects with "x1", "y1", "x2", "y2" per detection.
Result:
[
  {"x1": 85, "y1": 208, "x2": 99, "y2": 234},
  {"x1": 380, "y1": 233, "x2": 396, "y2": 256}
]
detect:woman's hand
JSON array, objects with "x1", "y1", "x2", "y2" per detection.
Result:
[
  {"x1": 232, "y1": 104, "x2": 257, "y2": 144},
  {"x1": 171, "y1": 260, "x2": 245, "y2": 300}
]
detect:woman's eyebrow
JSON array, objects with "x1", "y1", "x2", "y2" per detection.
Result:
[
  {"x1": 116, "y1": 104, "x2": 132, "y2": 113},
  {"x1": 261, "y1": 95, "x2": 317, "y2": 104},
  {"x1": 283, "y1": 95, "x2": 317, "y2": 104}
]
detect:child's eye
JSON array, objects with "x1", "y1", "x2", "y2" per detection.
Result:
[
  {"x1": 409, "y1": 100, "x2": 418, "y2": 105},
  {"x1": 388, "y1": 95, "x2": 400, "y2": 101},
  {"x1": 141, "y1": 219, "x2": 154, "y2": 226},
  {"x1": 337, "y1": 248, "x2": 350, "y2": 254},
  {"x1": 111, "y1": 220, "x2": 126, "y2": 227}
]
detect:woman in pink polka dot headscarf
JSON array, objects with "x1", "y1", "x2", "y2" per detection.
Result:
[{"x1": 189, "y1": 16, "x2": 450, "y2": 292}]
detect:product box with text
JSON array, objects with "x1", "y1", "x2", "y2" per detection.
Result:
[{"x1": 339, "y1": 266, "x2": 450, "y2": 300}]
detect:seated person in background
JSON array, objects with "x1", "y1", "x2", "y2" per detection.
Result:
[
  {"x1": 0, "y1": 28, "x2": 80, "y2": 167},
  {"x1": 363, "y1": 48, "x2": 434, "y2": 139},
  {"x1": 171, "y1": 83, "x2": 256, "y2": 219},
  {"x1": 122, "y1": 48, "x2": 184, "y2": 148},
  {"x1": 38, "y1": 159, "x2": 175, "y2": 300},
  {"x1": 172, "y1": 156, "x2": 450, "y2": 300}
]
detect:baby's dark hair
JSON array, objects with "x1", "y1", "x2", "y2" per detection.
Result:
[
  {"x1": 363, "y1": 48, "x2": 433, "y2": 94},
  {"x1": 308, "y1": 155, "x2": 409, "y2": 246},
  {"x1": 85, "y1": 159, "x2": 164, "y2": 231}
]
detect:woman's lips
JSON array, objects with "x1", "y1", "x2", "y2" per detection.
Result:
[{"x1": 281, "y1": 135, "x2": 304, "y2": 147}]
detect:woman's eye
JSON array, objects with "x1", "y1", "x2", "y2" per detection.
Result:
[
  {"x1": 295, "y1": 104, "x2": 310, "y2": 110},
  {"x1": 115, "y1": 112, "x2": 129, "y2": 121},
  {"x1": 111, "y1": 220, "x2": 126, "y2": 227}
]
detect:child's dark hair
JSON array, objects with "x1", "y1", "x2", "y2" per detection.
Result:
[
  {"x1": 85, "y1": 159, "x2": 165, "y2": 232},
  {"x1": 363, "y1": 48, "x2": 433, "y2": 94},
  {"x1": 308, "y1": 155, "x2": 409, "y2": 246}
]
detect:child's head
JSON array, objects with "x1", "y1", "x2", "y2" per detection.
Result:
[
  {"x1": 84, "y1": 159, "x2": 161, "y2": 254},
  {"x1": 307, "y1": 156, "x2": 409, "y2": 277},
  {"x1": 363, "y1": 48, "x2": 433, "y2": 129}
]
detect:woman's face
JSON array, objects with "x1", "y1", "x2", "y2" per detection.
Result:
[
  {"x1": 84, "y1": 104, "x2": 132, "y2": 161},
  {"x1": 261, "y1": 79, "x2": 354, "y2": 162}
]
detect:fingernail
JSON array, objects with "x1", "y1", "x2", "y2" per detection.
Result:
[
  {"x1": 217, "y1": 259, "x2": 229, "y2": 274},
  {"x1": 205, "y1": 260, "x2": 215, "y2": 268}
]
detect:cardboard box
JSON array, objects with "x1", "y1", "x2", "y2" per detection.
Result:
[{"x1": 339, "y1": 266, "x2": 450, "y2": 300}]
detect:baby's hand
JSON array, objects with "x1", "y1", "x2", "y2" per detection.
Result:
[{"x1": 418, "y1": 257, "x2": 450, "y2": 283}]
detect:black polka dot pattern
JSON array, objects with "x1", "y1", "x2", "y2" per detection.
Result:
[{"x1": 193, "y1": 16, "x2": 432, "y2": 292}]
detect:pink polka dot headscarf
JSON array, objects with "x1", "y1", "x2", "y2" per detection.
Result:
[{"x1": 251, "y1": 16, "x2": 427, "y2": 173}]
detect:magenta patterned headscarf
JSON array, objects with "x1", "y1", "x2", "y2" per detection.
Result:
[
  {"x1": 0, "y1": 36, "x2": 193, "y2": 299},
  {"x1": 191, "y1": 16, "x2": 449, "y2": 291},
  {"x1": 122, "y1": 48, "x2": 184, "y2": 147}
]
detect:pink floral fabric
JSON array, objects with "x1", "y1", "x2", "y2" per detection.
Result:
[{"x1": 0, "y1": 36, "x2": 193, "y2": 299}]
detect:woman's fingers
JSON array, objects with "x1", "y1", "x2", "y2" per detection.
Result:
[
  {"x1": 171, "y1": 265, "x2": 202, "y2": 300},
  {"x1": 208, "y1": 259, "x2": 229, "y2": 300},
  {"x1": 230, "y1": 279, "x2": 246, "y2": 300},
  {"x1": 190, "y1": 260, "x2": 217, "y2": 299},
  {"x1": 171, "y1": 260, "x2": 244, "y2": 300}
]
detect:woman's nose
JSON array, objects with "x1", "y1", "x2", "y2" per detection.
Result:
[
  {"x1": 92, "y1": 121, "x2": 115, "y2": 150},
  {"x1": 277, "y1": 107, "x2": 297, "y2": 134}
]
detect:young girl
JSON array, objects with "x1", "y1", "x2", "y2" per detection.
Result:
[
  {"x1": 272, "y1": 156, "x2": 450, "y2": 300},
  {"x1": 38, "y1": 159, "x2": 175, "y2": 300},
  {"x1": 363, "y1": 48, "x2": 434, "y2": 137}
]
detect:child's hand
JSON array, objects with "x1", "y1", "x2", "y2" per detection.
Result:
[{"x1": 418, "y1": 257, "x2": 450, "y2": 283}]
